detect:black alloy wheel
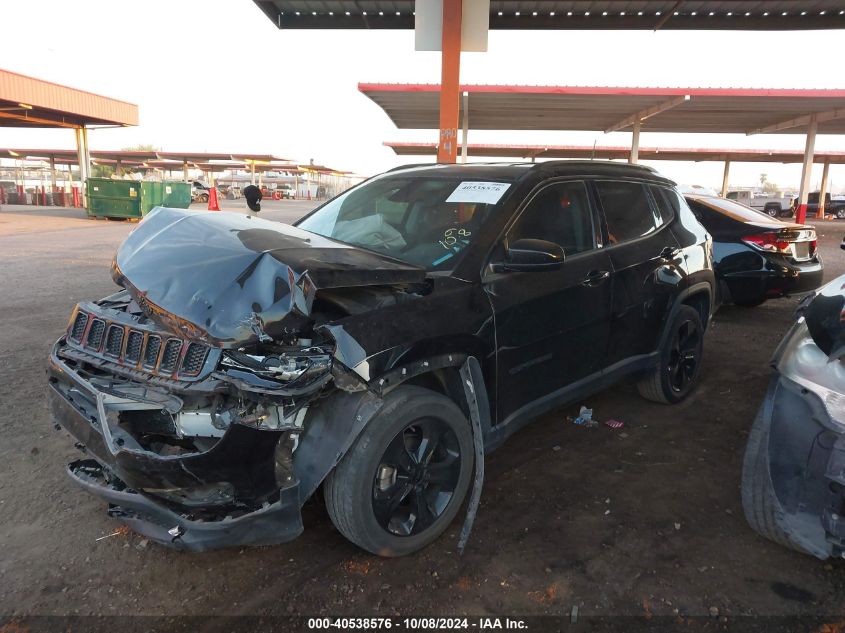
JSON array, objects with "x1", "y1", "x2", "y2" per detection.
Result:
[
  {"x1": 637, "y1": 304, "x2": 704, "y2": 404},
  {"x1": 667, "y1": 318, "x2": 701, "y2": 394},
  {"x1": 323, "y1": 385, "x2": 474, "y2": 556},
  {"x1": 372, "y1": 418, "x2": 462, "y2": 537}
]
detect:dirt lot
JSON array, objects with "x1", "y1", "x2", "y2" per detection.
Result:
[{"x1": 3, "y1": 203, "x2": 845, "y2": 622}]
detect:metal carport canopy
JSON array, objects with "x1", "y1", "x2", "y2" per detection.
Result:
[
  {"x1": 384, "y1": 142, "x2": 845, "y2": 163},
  {"x1": 253, "y1": 1, "x2": 845, "y2": 30},
  {"x1": 360, "y1": 84, "x2": 845, "y2": 135},
  {"x1": 0, "y1": 68, "x2": 138, "y2": 129}
]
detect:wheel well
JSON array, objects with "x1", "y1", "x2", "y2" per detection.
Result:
[
  {"x1": 683, "y1": 291, "x2": 711, "y2": 330},
  {"x1": 401, "y1": 367, "x2": 470, "y2": 420}
]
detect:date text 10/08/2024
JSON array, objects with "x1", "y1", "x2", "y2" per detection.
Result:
[{"x1": 307, "y1": 617, "x2": 529, "y2": 630}]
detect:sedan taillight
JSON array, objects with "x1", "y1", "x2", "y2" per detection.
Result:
[{"x1": 742, "y1": 232, "x2": 792, "y2": 254}]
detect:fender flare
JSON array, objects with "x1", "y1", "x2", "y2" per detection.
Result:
[
  {"x1": 292, "y1": 353, "x2": 492, "y2": 504},
  {"x1": 656, "y1": 281, "x2": 713, "y2": 351}
]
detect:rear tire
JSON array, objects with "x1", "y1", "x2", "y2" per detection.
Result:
[
  {"x1": 324, "y1": 385, "x2": 474, "y2": 557},
  {"x1": 741, "y1": 408, "x2": 820, "y2": 557},
  {"x1": 637, "y1": 305, "x2": 704, "y2": 404},
  {"x1": 836, "y1": 208, "x2": 845, "y2": 220}
]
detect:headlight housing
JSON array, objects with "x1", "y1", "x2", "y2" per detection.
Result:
[
  {"x1": 776, "y1": 317, "x2": 845, "y2": 429},
  {"x1": 221, "y1": 347, "x2": 332, "y2": 387}
]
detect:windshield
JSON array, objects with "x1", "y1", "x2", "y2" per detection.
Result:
[{"x1": 296, "y1": 173, "x2": 511, "y2": 271}]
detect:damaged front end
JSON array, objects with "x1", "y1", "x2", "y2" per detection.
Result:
[
  {"x1": 48, "y1": 207, "x2": 427, "y2": 551},
  {"x1": 746, "y1": 275, "x2": 845, "y2": 559}
]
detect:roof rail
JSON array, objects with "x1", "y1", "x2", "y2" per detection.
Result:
[{"x1": 386, "y1": 163, "x2": 435, "y2": 172}]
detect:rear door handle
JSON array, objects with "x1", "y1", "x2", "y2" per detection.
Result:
[
  {"x1": 581, "y1": 270, "x2": 610, "y2": 286},
  {"x1": 661, "y1": 246, "x2": 682, "y2": 259}
]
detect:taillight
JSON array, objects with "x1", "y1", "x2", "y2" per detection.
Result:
[{"x1": 742, "y1": 232, "x2": 791, "y2": 254}]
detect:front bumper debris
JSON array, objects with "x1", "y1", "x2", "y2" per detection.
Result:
[
  {"x1": 69, "y1": 459, "x2": 302, "y2": 552},
  {"x1": 48, "y1": 343, "x2": 304, "y2": 551}
]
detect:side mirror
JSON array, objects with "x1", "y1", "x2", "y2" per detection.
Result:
[{"x1": 503, "y1": 238, "x2": 564, "y2": 272}]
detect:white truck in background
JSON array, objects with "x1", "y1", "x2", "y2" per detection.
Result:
[{"x1": 726, "y1": 190, "x2": 795, "y2": 218}]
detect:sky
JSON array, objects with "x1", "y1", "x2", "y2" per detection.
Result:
[{"x1": 2, "y1": 0, "x2": 845, "y2": 193}]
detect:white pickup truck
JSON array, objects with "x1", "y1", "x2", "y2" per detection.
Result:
[{"x1": 726, "y1": 190, "x2": 794, "y2": 217}]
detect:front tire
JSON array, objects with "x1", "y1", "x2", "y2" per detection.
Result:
[
  {"x1": 637, "y1": 305, "x2": 704, "y2": 404},
  {"x1": 324, "y1": 385, "x2": 474, "y2": 556}
]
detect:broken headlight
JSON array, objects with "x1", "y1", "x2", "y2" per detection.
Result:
[
  {"x1": 221, "y1": 346, "x2": 332, "y2": 386},
  {"x1": 776, "y1": 317, "x2": 845, "y2": 430}
]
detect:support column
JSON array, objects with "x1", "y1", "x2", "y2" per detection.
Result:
[
  {"x1": 49, "y1": 156, "x2": 57, "y2": 189},
  {"x1": 437, "y1": 0, "x2": 462, "y2": 164},
  {"x1": 460, "y1": 91, "x2": 469, "y2": 164},
  {"x1": 819, "y1": 159, "x2": 831, "y2": 219},
  {"x1": 116, "y1": 159, "x2": 123, "y2": 178},
  {"x1": 629, "y1": 120, "x2": 640, "y2": 164},
  {"x1": 796, "y1": 116, "x2": 818, "y2": 224},
  {"x1": 75, "y1": 127, "x2": 90, "y2": 208},
  {"x1": 721, "y1": 160, "x2": 731, "y2": 198},
  {"x1": 183, "y1": 160, "x2": 189, "y2": 183},
  {"x1": 251, "y1": 162, "x2": 256, "y2": 185}
]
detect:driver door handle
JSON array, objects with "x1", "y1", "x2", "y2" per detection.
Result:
[{"x1": 581, "y1": 270, "x2": 610, "y2": 287}]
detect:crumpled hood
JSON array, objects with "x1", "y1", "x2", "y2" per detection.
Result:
[
  {"x1": 112, "y1": 207, "x2": 425, "y2": 346},
  {"x1": 803, "y1": 273, "x2": 845, "y2": 359}
]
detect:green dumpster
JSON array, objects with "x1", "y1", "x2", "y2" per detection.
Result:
[{"x1": 86, "y1": 178, "x2": 191, "y2": 219}]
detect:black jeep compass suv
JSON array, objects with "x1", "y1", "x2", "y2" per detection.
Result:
[{"x1": 47, "y1": 161, "x2": 714, "y2": 556}]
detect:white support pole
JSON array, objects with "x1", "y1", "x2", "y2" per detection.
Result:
[
  {"x1": 629, "y1": 120, "x2": 640, "y2": 164},
  {"x1": 49, "y1": 156, "x2": 56, "y2": 190},
  {"x1": 251, "y1": 162, "x2": 256, "y2": 185},
  {"x1": 819, "y1": 160, "x2": 831, "y2": 219},
  {"x1": 796, "y1": 116, "x2": 818, "y2": 224},
  {"x1": 721, "y1": 160, "x2": 731, "y2": 198},
  {"x1": 183, "y1": 160, "x2": 189, "y2": 183},
  {"x1": 460, "y1": 91, "x2": 469, "y2": 164}
]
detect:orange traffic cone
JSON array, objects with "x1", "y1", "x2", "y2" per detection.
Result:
[{"x1": 207, "y1": 187, "x2": 220, "y2": 211}]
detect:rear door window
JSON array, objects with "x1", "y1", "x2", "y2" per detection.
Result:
[
  {"x1": 595, "y1": 181, "x2": 658, "y2": 245},
  {"x1": 650, "y1": 186, "x2": 680, "y2": 225}
]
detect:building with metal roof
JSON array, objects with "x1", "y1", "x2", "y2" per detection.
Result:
[{"x1": 0, "y1": 68, "x2": 139, "y2": 203}]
